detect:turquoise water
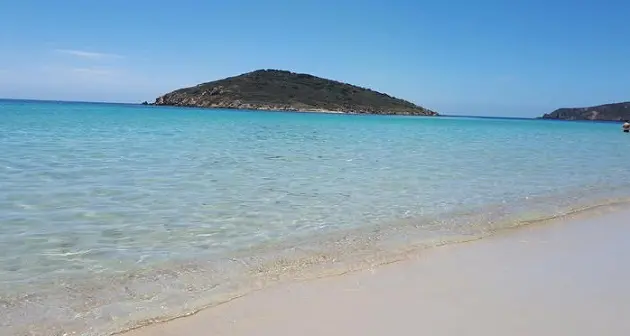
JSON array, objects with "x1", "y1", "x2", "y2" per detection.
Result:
[{"x1": 1, "y1": 99, "x2": 630, "y2": 335}]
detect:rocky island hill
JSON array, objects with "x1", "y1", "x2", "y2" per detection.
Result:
[
  {"x1": 541, "y1": 102, "x2": 630, "y2": 121},
  {"x1": 152, "y1": 69, "x2": 438, "y2": 116}
]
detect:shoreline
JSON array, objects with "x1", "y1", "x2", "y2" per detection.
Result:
[
  {"x1": 122, "y1": 204, "x2": 630, "y2": 336},
  {"x1": 5, "y1": 193, "x2": 629, "y2": 335}
]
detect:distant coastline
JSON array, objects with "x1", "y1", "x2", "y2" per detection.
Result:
[
  {"x1": 4, "y1": 98, "x2": 629, "y2": 122},
  {"x1": 540, "y1": 101, "x2": 630, "y2": 121}
]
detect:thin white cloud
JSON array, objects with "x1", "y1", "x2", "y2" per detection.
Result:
[
  {"x1": 71, "y1": 67, "x2": 117, "y2": 76},
  {"x1": 55, "y1": 49, "x2": 123, "y2": 60}
]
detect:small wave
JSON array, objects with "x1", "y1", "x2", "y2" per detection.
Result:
[
  {"x1": 5, "y1": 193, "x2": 629, "y2": 336},
  {"x1": 40, "y1": 249, "x2": 94, "y2": 257}
]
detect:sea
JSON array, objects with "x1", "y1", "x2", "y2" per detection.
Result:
[{"x1": 1, "y1": 99, "x2": 629, "y2": 335}]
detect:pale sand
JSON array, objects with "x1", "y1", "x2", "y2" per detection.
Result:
[{"x1": 125, "y1": 208, "x2": 630, "y2": 336}]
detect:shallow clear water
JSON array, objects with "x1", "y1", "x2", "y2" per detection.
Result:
[{"x1": 1, "y1": 100, "x2": 629, "y2": 335}]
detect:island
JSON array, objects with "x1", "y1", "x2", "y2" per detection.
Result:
[
  {"x1": 541, "y1": 102, "x2": 630, "y2": 121},
  {"x1": 152, "y1": 69, "x2": 438, "y2": 116}
]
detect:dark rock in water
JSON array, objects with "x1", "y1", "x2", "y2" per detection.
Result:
[
  {"x1": 541, "y1": 102, "x2": 630, "y2": 121},
  {"x1": 152, "y1": 69, "x2": 438, "y2": 116}
]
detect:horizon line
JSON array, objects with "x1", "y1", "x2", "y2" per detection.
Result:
[{"x1": 0, "y1": 97, "x2": 541, "y2": 119}]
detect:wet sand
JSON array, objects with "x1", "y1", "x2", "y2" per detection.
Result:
[{"x1": 124, "y1": 208, "x2": 630, "y2": 336}]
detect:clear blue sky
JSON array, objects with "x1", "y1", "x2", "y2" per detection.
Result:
[{"x1": 1, "y1": 0, "x2": 628, "y2": 117}]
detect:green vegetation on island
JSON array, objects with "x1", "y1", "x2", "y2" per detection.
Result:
[{"x1": 153, "y1": 69, "x2": 437, "y2": 116}]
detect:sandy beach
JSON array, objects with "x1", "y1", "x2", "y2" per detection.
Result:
[{"x1": 123, "y1": 207, "x2": 630, "y2": 336}]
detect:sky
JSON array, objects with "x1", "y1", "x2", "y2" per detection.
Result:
[{"x1": 0, "y1": 0, "x2": 628, "y2": 117}]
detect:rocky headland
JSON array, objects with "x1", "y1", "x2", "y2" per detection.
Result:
[{"x1": 541, "y1": 102, "x2": 630, "y2": 121}]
